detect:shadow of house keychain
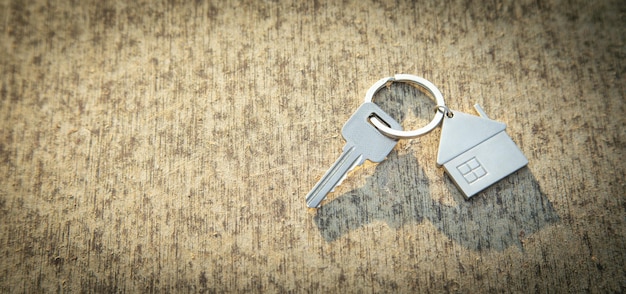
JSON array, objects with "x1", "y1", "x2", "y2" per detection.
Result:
[{"x1": 367, "y1": 74, "x2": 528, "y2": 199}]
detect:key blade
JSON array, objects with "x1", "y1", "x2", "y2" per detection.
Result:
[{"x1": 306, "y1": 145, "x2": 363, "y2": 208}]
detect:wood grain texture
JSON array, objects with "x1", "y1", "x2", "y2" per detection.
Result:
[{"x1": 0, "y1": 0, "x2": 624, "y2": 292}]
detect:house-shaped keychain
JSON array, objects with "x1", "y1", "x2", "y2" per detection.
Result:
[{"x1": 436, "y1": 104, "x2": 528, "y2": 198}]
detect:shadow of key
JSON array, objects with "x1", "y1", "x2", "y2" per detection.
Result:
[
  {"x1": 313, "y1": 151, "x2": 428, "y2": 241},
  {"x1": 313, "y1": 151, "x2": 430, "y2": 240},
  {"x1": 314, "y1": 151, "x2": 559, "y2": 251}
]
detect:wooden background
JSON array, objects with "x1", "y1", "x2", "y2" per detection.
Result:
[{"x1": 1, "y1": 0, "x2": 624, "y2": 292}]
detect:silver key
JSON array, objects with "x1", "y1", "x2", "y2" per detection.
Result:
[{"x1": 306, "y1": 102, "x2": 402, "y2": 208}]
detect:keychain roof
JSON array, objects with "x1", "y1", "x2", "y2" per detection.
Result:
[{"x1": 436, "y1": 108, "x2": 506, "y2": 165}]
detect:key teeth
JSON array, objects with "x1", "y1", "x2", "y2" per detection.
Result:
[
  {"x1": 331, "y1": 155, "x2": 362, "y2": 193},
  {"x1": 331, "y1": 174, "x2": 347, "y2": 193}
]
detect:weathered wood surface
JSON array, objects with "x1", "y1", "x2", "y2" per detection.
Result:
[{"x1": 0, "y1": 0, "x2": 624, "y2": 292}]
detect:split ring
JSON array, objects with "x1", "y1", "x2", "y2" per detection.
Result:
[{"x1": 365, "y1": 74, "x2": 446, "y2": 139}]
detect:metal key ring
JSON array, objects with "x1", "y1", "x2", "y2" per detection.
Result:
[{"x1": 365, "y1": 74, "x2": 446, "y2": 139}]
